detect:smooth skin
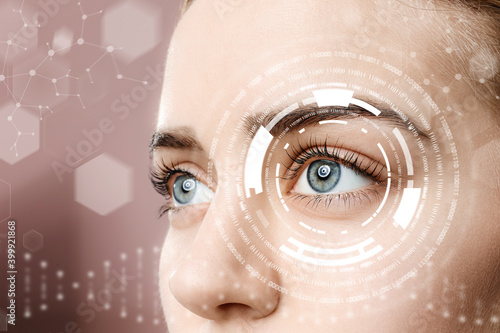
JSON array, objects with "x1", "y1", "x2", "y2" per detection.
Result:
[{"x1": 152, "y1": 1, "x2": 500, "y2": 332}]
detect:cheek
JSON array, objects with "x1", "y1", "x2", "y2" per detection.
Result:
[
  {"x1": 471, "y1": 138, "x2": 500, "y2": 192},
  {"x1": 158, "y1": 221, "x2": 207, "y2": 327},
  {"x1": 159, "y1": 229, "x2": 188, "y2": 319},
  {"x1": 467, "y1": 139, "x2": 500, "y2": 252},
  {"x1": 159, "y1": 234, "x2": 175, "y2": 312},
  {"x1": 158, "y1": 205, "x2": 212, "y2": 295},
  {"x1": 465, "y1": 138, "x2": 500, "y2": 239},
  {"x1": 159, "y1": 234, "x2": 199, "y2": 332},
  {"x1": 438, "y1": 138, "x2": 500, "y2": 287}
]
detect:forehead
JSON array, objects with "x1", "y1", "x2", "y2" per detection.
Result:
[{"x1": 157, "y1": 0, "x2": 469, "y2": 144}]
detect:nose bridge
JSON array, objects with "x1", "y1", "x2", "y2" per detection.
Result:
[{"x1": 168, "y1": 199, "x2": 281, "y2": 320}]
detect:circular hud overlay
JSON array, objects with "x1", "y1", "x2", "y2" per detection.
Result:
[{"x1": 207, "y1": 52, "x2": 459, "y2": 303}]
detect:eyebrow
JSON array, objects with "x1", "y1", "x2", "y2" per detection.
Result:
[
  {"x1": 149, "y1": 104, "x2": 426, "y2": 154},
  {"x1": 244, "y1": 104, "x2": 426, "y2": 138},
  {"x1": 149, "y1": 126, "x2": 203, "y2": 153}
]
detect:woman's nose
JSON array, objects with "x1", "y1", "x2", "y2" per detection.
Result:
[{"x1": 168, "y1": 206, "x2": 281, "y2": 321}]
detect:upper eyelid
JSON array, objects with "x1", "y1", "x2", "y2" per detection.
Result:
[
  {"x1": 149, "y1": 161, "x2": 194, "y2": 195},
  {"x1": 150, "y1": 161, "x2": 214, "y2": 193},
  {"x1": 281, "y1": 141, "x2": 386, "y2": 182}
]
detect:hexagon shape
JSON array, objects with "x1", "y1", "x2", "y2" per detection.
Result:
[
  {"x1": 102, "y1": 0, "x2": 161, "y2": 64},
  {"x1": 0, "y1": 179, "x2": 11, "y2": 222},
  {"x1": 23, "y1": 229, "x2": 43, "y2": 252},
  {"x1": 52, "y1": 26, "x2": 73, "y2": 56},
  {"x1": 75, "y1": 154, "x2": 133, "y2": 215},
  {"x1": 0, "y1": 102, "x2": 40, "y2": 164}
]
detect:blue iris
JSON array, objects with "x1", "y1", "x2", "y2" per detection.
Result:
[{"x1": 307, "y1": 160, "x2": 341, "y2": 193}]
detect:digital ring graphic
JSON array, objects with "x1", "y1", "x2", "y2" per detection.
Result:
[{"x1": 208, "y1": 51, "x2": 460, "y2": 304}]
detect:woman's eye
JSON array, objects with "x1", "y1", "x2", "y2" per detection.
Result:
[
  {"x1": 172, "y1": 174, "x2": 214, "y2": 206},
  {"x1": 293, "y1": 159, "x2": 373, "y2": 195}
]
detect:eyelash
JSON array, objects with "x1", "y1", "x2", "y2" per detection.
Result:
[
  {"x1": 283, "y1": 136, "x2": 385, "y2": 180},
  {"x1": 282, "y1": 136, "x2": 387, "y2": 209},
  {"x1": 150, "y1": 137, "x2": 387, "y2": 216},
  {"x1": 150, "y1": 161, "x2": 197, "y2": 217}
]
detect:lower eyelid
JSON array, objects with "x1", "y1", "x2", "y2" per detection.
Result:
[
  {"x1": 286, "y1": 184, "x2": 385, "y2": 217},
  {"x1": 166, "y1": 202, "x2": 212, "y2": 229}
]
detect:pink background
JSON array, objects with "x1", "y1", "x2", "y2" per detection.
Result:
[{"x1": 0, "y1": 0, "x2": 181, "y2": 331}]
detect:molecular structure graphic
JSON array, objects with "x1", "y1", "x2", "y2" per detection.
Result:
[{"x1": 0, "y1": 0, "x2": 157, "y2": 163}]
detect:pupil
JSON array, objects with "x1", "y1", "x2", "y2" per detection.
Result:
[
  {"x1": 182, "y1": 179, "x2": 195, "y2": 192},
  {"x1": 318, "y1": 165, "x2": 331, "y2": 178},
  {"x1": 173, "y1": 175, "x2": 197, "y2": 204},
  {"x1": 307, "y1": 160, "x2": 341, "y2": 193}
]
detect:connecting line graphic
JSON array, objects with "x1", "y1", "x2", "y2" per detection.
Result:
[
  {"x1": 77, "y1": 1, "x2": 102, "y2": 40},
  {"x1": 6, "y1": 105, "x2": 35, "y2": 158},
  {"x1": 75, "y1": 2, "x2": 148, "y2": 85},
  {"x1": 0, "y1": 0, "x2": 30, "y2": 75},
  {"x1": 0, "y1": 0, "x2": 149, "y2": 162},
  {"x1": 84, "y1": 44, "x2": 148, "y2": 85}
]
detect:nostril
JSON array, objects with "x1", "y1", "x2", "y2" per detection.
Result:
[
  {"x1": 217, "y1": 301, "x2": 278, "y2": 320},
  {"x1": 217, "y1": 303, "x2": 255, "y2": 319},
  {"x1": 218, "y1": 303, "x2": 251, "y2": 311}
]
